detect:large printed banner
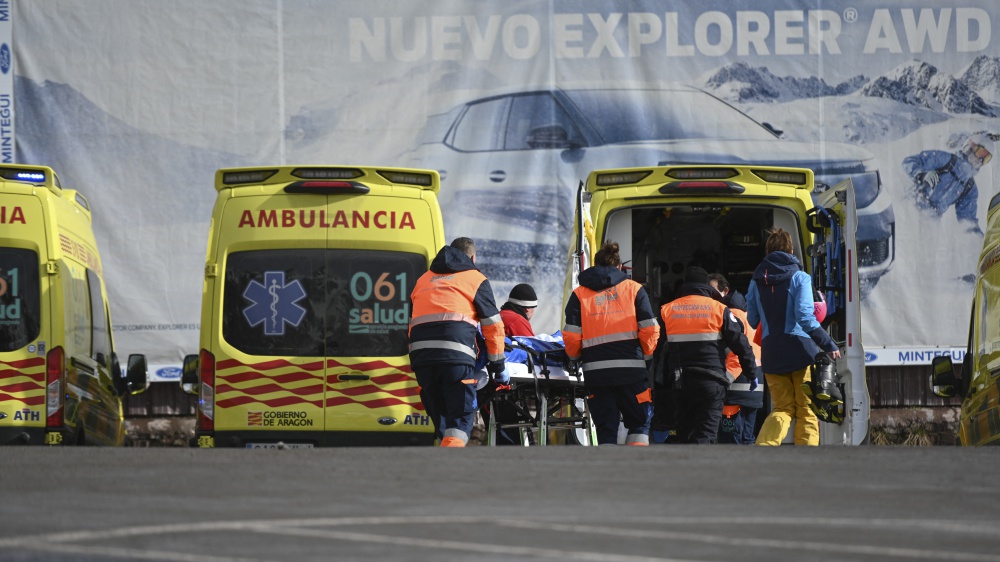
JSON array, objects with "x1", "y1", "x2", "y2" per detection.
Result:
[{"x1": 11, "y1": 0, "x2": 999, "y2": 374}]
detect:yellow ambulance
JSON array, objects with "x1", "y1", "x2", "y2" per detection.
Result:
[
  {"x1": 184, "y1": 166, "x2": 443, "y2": 447},
  {"x1": 930, "y1": 192, "x2": 1000, "y2": 445},
  {"x1": 0, "y1": 164, "x2": 148, "y2": 446},
  {"x1": 567, "y1": 164, "x2": 869, "y2": 445}
]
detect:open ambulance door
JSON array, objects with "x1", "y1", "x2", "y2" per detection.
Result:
[
  {"x1": 566, "y1": 180, "x2": 594, "y2": 300},
  {"x1": 573, "y1": 181, "x2": 592, "y2": 288},
  {"x1": 808, "y1": 178, "x2": 869, "y2": 445}
]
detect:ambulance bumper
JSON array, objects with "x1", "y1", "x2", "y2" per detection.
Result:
[
  {"x1": 192, "y1": 430, "x2": 435, "y2": 448},
  {"x1": 0, "y1": 426, "x2": 46, "y2": 445}
]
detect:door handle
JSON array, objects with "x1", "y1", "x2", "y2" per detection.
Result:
[
  {"x1": 339, "y1": 373, "x2": 370, "y2": 381},
  {"x1": 489, "y1": 170, "x2": 506, "y2": 183}
]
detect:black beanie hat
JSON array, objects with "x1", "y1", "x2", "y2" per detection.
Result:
[
  {"x1": 508, "y1": 283, "x2": 538, "y2": 308},
  {"x1": 684, "y1": 266, "x2": 710, "y2": 285}
]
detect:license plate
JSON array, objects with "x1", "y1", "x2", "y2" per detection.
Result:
[{"x1": 245, "y1": 442, "x2": 314, "y2": 449}]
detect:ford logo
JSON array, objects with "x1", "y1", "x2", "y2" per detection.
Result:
[
  {"x1": 0, "y1": 44, "x2": 9, "y2": 75},
  {"x1": 156, "y1": 366, "x2": 182, "y2": 380},
  {"x1": 377, "y1": 417, "x2": 397, "y2": 426},
  {"x1": 864, "y1": 352, "x2": 877, "y2": 363}
]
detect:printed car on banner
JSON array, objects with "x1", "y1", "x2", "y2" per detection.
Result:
[
  {"x1": 0, "y1": 164, "x2": 148, "y2": 446},
  {"x1": 182, "y1": 166, "x2": 443, "y2": 448},
  {"x1": 403, "y1": 85, "x2": 894, "y2": 332}
]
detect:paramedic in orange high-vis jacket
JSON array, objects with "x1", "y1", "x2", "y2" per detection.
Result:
[
  {"x1": 563, "y1": 240, "x2": 660, "y2": 446},
  {"x1": 659, "y1": 266, "x2": 758, "y2": 444},
  {"x1": 408, "y1": 237, "x2": 505, "y2": 447}
]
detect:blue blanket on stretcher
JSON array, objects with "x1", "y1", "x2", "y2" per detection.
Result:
[
  {"x1": 506, "y1": 332, "x2": 568, "y2": 364},
  {"x1": 474, "y1": 331, "x2": 567, "y2": 369},
  {"x1": 475, "y1": 331, "x2": 567, "y2": 369}
]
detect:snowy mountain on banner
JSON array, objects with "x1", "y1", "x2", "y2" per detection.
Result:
[
  {"x1": 960, "y1": 55, "x2": 1000, "y2": 106},
  {"x1": 698, "y1": 62, "x2": 866, "y2": 103},
  {"x1": 861, "y1": 60, "x2": 996, "y2": 117}
]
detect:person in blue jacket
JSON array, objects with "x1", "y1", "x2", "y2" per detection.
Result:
[
  {"x1": 745, "y1": 228, "x2": 840, "y2": 446},
  {"x1": 902, "y1": 133, "x2": 994, "y2": 235}
]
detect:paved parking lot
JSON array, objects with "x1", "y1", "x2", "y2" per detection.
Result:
[{"x1": 2, "y1": 446, "x2": 999, "y2": 561}]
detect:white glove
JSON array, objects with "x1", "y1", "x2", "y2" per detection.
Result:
[{"x1": 922, "y1": 170, "x2": 939, "y2": 188}]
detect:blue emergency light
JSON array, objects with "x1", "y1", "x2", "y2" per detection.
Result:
[{"x1": 0, "y1": 168, "x2": 47, "y2": 183}]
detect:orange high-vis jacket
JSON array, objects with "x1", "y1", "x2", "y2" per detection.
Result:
[
  {"x1": 660, "y1": 293, "x2": 755, "y2": 383},
  {"x1": 565, "y1": 280, "x2": 658, "y2": 358},
  {"x1": 409, "y1": 268, "x2": 505, "y2": 364}
]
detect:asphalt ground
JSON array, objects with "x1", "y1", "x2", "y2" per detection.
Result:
[{"x1": 1, "y1": 445, "x2": 999, "y2": 562}]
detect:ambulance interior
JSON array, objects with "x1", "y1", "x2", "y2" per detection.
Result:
[
  {"x1": 602, "y1": 203, "x2": 807, "y2": 436},
  {"x1": 602, "y1": 203, "x2": 804, "y2": 311}
]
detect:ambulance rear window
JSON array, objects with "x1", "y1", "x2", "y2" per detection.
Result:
[
  {"x1": 222, "y1": 249, "x2": 426, "y2": 357},
  {"x1": 0, "y1": 249, "x2": 41, "y2": 352}
]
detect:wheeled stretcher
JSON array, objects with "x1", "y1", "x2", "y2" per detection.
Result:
[{"x1": 484, "y1": 337, "x2": 597, "y2": 446}]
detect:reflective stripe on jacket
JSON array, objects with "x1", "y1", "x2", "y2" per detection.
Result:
[{"x1": 725, "y1": 307, "x2": 763, "y2": 408}]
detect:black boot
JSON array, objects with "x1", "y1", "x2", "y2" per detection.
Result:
[{"x1": 811, "y1": 352, "x2": 842, "y2": 404}]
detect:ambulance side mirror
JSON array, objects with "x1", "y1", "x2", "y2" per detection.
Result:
[
  {"x1": 125, "y1": 354, "x2": 149, "y2": 395},
  {"x1": 181, "y1": 353, "x2": 199, "y2": 396},
  {"x1": 929, "y1": 356, "x2": 958, "y2": 398}
]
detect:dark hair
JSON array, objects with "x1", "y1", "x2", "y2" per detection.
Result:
[
  {"x1": 707, "y1": 273, "x2": 729, "y2": 293},
  {"x1": 765, "y1": 228, "x2": 793, "y2": 254},
  {"x1": 594, "y1": 240, "x2": 621, "y2": 267},
  {"x1": 450, "y1": 237, "x2": 476, "y2": 258}
]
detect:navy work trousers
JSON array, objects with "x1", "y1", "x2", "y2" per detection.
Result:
[
  {"x1": 587, "y1": 379, "x2": 653, "y2": 445},
  {"x1": 413, "y1": 363, "x2": 477, "y2": 442}
]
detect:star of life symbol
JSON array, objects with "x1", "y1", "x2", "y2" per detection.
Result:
[{"x1": 242, "y1": 271, "x2": 307, "y2": 336}]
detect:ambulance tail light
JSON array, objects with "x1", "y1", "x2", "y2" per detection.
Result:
[
  {"x1": 659, "y1": 181, "x2": 746, "y2": 194},
  {"x1": 284, "y1": 181, "x2": 370, "y2": 194},
  {"x1": 198, "y1": 349, "x2": 215, "y2": 432},
  {"x1": 45, "y1": 346, "x2": 65, "y2": 428}
]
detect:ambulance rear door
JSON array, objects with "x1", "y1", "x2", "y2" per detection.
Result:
[
  {"x1": 213, "y1": 192, "x2": 330, "y2": 446},
  {"x1": 321, "y1": 185, "x2": 434, "y2": 444},
  {"x1": 810, "y1": 178, "x2": 868, "y2": 445}
]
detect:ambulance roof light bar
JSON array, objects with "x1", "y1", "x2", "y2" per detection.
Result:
[
  {"x1": 751, "y1": 169, "x2": 809, "y2": 186},
  {"x1": 665, "y1": 168, "x2": 739, "y2": 180},
  {"x1": 221, "y1": 169, "x2": 278, "y2": 186},
  {"x1": 0, "y1": 165, "x2": 55, "y2": 188},
  {"x1": 291, "y1": 167, "x2": 364, "y2": 180},
  {"x1": 594, "y1": 170, "x2": 652, "y2": 187},
  {"x1": 377, "y1": 170, "x2": 434, "y2": 187}
]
